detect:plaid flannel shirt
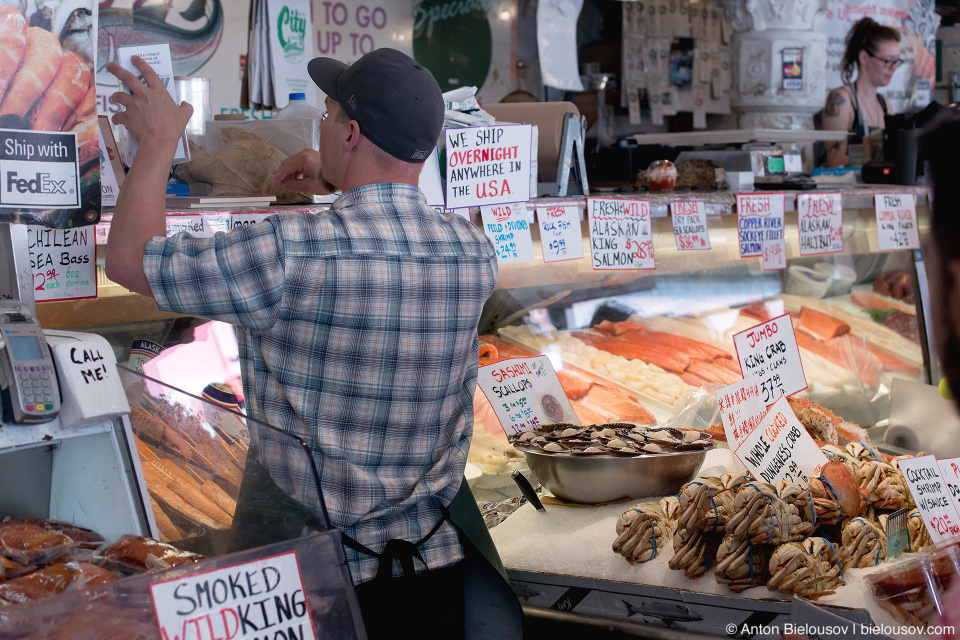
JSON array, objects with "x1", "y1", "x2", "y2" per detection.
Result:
[{"x1": 143, "y1": 184, "x2": 498, "y2": 583}]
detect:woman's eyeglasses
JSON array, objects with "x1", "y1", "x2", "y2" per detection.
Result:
[{"x1": 865, "y1": 50, "x2": 904, "y2": 69}]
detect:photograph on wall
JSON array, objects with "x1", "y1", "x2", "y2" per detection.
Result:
[
  {"x1": 669, "y1": 37, "x2": 694, "y2": 88},
  {"x1": 0, "y1": 0, "x2": 99, "y2": 228}
]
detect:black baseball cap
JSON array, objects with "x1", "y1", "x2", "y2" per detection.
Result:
[{"x1": 308, "y1": 48, "x2": 443, "y2": 163}]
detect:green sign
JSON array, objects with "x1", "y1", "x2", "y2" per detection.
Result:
[{"x1": 413, "y1": 0, "x2": 492, "y2": 92}]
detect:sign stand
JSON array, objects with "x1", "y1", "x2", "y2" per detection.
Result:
[{"x1": 540, "y1": 113, "x2": 590, "y2": 197}]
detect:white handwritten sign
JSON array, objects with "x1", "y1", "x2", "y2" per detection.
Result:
[
  {"x1": 26, "y1": 225, "x2": 96, "y2": 301},
  {"x1": 166, "y1": 215, "x2": 215, "y2": 238},
  {"x1": 537, "y1": 204, "x2": 583, "y2": 262},
  {"x1": 899, "y1": 456, "x2": 960, "y2": 542},
  {"x1": 476, "y1": 356, "x2": 579, "y2": 435},
  {"x1": 445, "y1": 124, "x2": 533, "y2": 209},
  {"x1": 734, "y1": 395, "x2": 827, "y2": 486},
  {"x1": 150, "y1": 551, "x2": 316, "y2": 640},
  {"x1": 716, "y1": 375, "x2": 767, "y2": 474},
  {"x1": 938, "y1": 457, "x2": 960, "y2": 528},
  {"x1": 732, "y1": 314, "x2": 807, "y2": 405},
  {"x1": 231, "y1": 212, "x2": 271, "y2": 230},
  {"x1": 587, "y1": 197, "x2": 654, "y2": 270},
  {"x1": 736, "y1": 193, "x2": 785, "y2": 271},
  {"x1": 481, "y1": 203, "x2": 535, "y2": 264},
  {"x1": 671, "y1": 200, "x2": 710, "y2": 251},
  {"x1": 875, "y1": 194, "x2": 920, "y2": 251},
  {"x1": 798, "y1": 192, "x2": 843, "y2": 256}
]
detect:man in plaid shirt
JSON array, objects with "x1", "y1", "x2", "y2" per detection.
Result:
[{"x1": 105, "y1": 50, "x2": 505, "y2": 637}]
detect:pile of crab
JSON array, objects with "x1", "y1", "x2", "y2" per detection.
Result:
[{"x1": 612, "y1": 440, "x2": 931, "y2": 600}]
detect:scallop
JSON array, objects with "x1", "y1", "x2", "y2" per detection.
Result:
[
  {"x1": 642, "y1": 443, "x2": 663, "y2": 454},
  {"x1": 582, "y1": 446, "x2": 606, "y2": 454},
  {"x1": 599, "y1": 428, "x2": 617, "y2": 438},
  {"x1": 518, "y1": 431, "x2": 536, "y2": 442},
  {"x1": 607, "y1": 438, "x2": 628, "y2": 449},
  {"x1": 683, "y1": 430, "x2": 702, "y2": 442},
  {"x1": 543, "y1": 442, "x2": 564, "y2": 452},
  {"x1": 560, "y1": 428, "x2": 582, "y2": 437}
]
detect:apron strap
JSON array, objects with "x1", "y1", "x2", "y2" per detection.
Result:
[{"x1": 341, "y1": 506, "x2": 450, "y2": 581}]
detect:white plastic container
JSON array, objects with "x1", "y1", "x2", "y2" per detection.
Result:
[{"x1": 275, "y1": 93, "x2": 325, "y2": 119}]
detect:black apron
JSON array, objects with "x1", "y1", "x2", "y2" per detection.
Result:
[{"x1": 229, "y1": 464, "x2": 522, "y2": 639}]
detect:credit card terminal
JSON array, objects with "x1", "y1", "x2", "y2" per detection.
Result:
[{"x1": 0, "y1": 305, "x2": 60, "y2": 424}]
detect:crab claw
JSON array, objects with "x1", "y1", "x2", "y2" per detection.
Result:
[{"x1": 821, "y1": 460, "x2": 862, "y2": 517}]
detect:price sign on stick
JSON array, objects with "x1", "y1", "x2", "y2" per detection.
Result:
[
  {"x1": 481, "y1": 203, "x2": 535, "y2": 264},
  {"x1": 476, "y1": 356, "x2": 579, "y2": 435},
  {"x1": 798, "y1": 192, "x2": 843, "y2": 256},
  {"x1": 875, "y1": 194, "x2": 920, "y2": 251},
  {"x1": 937, "y1": 457, "x2": 960, "y2": 525},
  {"x1": 150, "y1": 551, "x2": 317, "y2": 640},
  {"x1": 734, "y1": 395, "x2": 827, "y2": 486},
  {"x1": 671, "y1": 200, "x2": 711, "y2": 251},
  {"x1": 716, "y1": 375, "x2": 767, "y2": 474},
  {"x1": 899, "y1": 456, "x2": 960, "y2": 542},
  {"x1": 732, "y1": 314, "x2": 807, "y2": 405},
  {"x1": 538, "y1": 205, "x2": 584, "y2": 262},
  {"x1": 587, "y1": 197, "x2": 655, "y2": 270}
]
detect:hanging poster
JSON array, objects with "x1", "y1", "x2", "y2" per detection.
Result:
[
  {"x1": 266, "y1": 0, "x2": 314, "y2": 109},
  {"x1": 537, "y1": 0, "x2": 583, "y2": 91},
  {"x1": 0, "y1": 1, "x2": 99, "y2": 227}
]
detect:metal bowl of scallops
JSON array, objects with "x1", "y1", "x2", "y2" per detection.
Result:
[{"x1": 509, "y1": 423, "x2": 714, "y2": 504}]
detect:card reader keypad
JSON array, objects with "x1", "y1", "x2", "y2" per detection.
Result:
[{"x1": 16, "y1": 364, "x2": 55, "y2": 411}]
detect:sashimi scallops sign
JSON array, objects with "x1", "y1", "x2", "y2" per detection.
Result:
[
  {"x1": 444, "y1": 124, "x2": 533, "y2": 209},
  {"x1": 476, "y1": 356, "x2": 578, "y2": 435}
]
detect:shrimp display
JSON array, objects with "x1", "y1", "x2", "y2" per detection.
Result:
[{"x1": 0, "y1": 26, "x2": 62, "y2": 117}]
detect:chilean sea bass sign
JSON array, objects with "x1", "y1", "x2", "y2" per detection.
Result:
[{"x1": 587, "y1": 198, "x2": 654, "y2": 270}]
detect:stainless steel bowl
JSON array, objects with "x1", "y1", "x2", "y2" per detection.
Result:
[{"x1": 516, "y1": 444, "x2": 715, "y2": 504}]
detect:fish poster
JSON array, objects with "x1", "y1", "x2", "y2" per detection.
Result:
[{"x1": 0, "y1": 0, "x2": 99, "y2": 228}]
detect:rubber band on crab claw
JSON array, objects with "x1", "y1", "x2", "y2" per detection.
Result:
[{"x1": 822, "y1": 537, "x2": 844, "y2": 580}]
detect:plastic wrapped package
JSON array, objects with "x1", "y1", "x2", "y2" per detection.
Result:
[
  {"x1": 866, "y1": 542, "x2": 960, "y2": 631},
  {"x1": 173, "y1": 119, "x2": 329, "y2": 204}
]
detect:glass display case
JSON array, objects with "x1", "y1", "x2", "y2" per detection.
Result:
[{"x1": 32, "y1": 188, "x2": 934, "y2": 473}]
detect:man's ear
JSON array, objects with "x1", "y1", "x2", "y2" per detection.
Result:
[{"x1": 343, "y1": 120, "x2": 362, "y2": 152}]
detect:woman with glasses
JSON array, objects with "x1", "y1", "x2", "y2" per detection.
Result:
[{"x1": 821, "y1": 18, "x2": 902, "y2": 167}]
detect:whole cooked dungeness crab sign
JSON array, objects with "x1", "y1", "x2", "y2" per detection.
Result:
[{"x1": 476, "y1": 356, "x2": 578, "y2": 435}]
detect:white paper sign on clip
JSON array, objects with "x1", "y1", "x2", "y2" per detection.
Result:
[
  {"x1": 875, "y1": 194, "x2": 920, "y2": 251},
  {"x1": 481, "y1": 203, "x2": 536, "y2": 264},
  {"x1": 538, "y1": 204, "x2": 584, "y2": 262},
  {"x1": 476, "y1": 356, "x2": 579, "y2": 435},
  {"x1": 732, "y1": 314, "x2": 807, "y2": 405},
  {"x1": 733, "y1": 395, "x2": 827, "y2": 486},
  {"x1": 716, "y1": 375, "x2": 766, "y2": 474},
  {"x1": 899, "y1": 455, "x2": 960, "y2": 542},
  {"x1": 671, "y1": 200, "x2": 711, "y2": 251},
  {"x1": 587, "y1": 197, "x2": 655, "y2": 270},
  {"x1": 798, "y1": 192, "x2": 843, "y2": 256},
  {"x1": 150, "y1": 551, "x2": 317, "y2": 640},
  {"x1": 736, "y1": 192, "x2": 785, "y2": 271}
]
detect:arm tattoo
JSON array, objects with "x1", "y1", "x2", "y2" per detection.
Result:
[
  {"x1": 827, "y1": 141, "x2": 842, "y2": 151},
  {"x1": 825, "y1": 92, "x2": 846, "y2": 118}
]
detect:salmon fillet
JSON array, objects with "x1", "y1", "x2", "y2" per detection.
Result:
[
  {"x1": 799, "y1": 307, "x2": 851, "y2": 340},
  {"x1": 572, "y1": 331, "x2": 691, "y2": 374},
  {"x1": 685, "y1": 359, "x2": 742, "y2": 385},
  {"x1": 797, "y1": 333, "x2": 880, "y2": 387},
  {"x1": 594, "y1": 319, "x2": 648, "y2": 336},
  {"x1": 580, "y1": 384, "x2": 656, "y2": 424},
  {"x1": 555, "y1": 367, "x2": 596, "y2": 400}
]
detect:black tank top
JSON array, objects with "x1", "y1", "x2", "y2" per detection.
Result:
[{"x1": 847, "y1": 83, "x2": 889, "y2": 138}]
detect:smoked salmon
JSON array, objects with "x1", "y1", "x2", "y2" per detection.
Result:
[
  {"x1": 797, "y1": 333, "x2": 881, "y2": 387},
  {"x1": 798, "y1": 307, "x2": 851, "y2": 340},
  {"x1": 594, "y1": 319, "x2": 648, "y2": 336},
  {"x1": 572, "y1": 331, "x2": 691, "y2": 374}
]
